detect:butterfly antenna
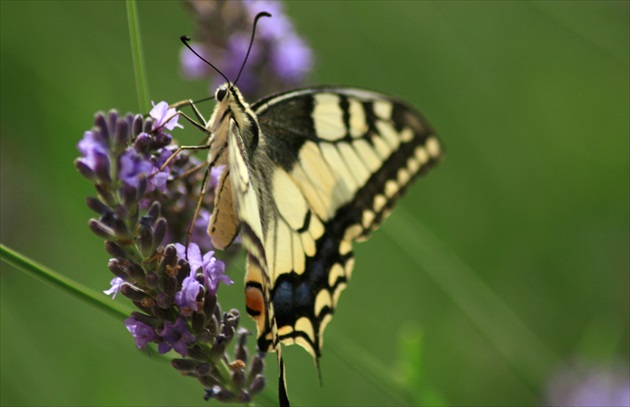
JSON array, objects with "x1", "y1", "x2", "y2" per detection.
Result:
[
  {"x1": 233, "y1": 11, "x2": 272, "y2": 86},
  {"x1": 180, "y1": 35, "x2": 231, "y2": 86}
]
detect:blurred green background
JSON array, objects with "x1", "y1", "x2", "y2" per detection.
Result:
[{"x1": 1, "y1": 1, "x2": 628, "y2": 406}]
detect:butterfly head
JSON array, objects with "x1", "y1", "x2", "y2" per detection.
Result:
[{"x1": 215, "y1": 84, "x2": 229, "y2": 103}]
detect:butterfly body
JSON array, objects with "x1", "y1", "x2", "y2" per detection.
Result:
[{"x1": 202, "y1": 83, "x2": 442, "y2": 361}]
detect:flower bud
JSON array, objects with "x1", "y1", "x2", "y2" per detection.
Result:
[
  {"x1": 85, "y1": 197, "x2": 110, "y2": 215},
  {"x1": 112, "y1": 218, "x2": 130, "y2": 240},
  {"x1": 155, "y1": 292, "x2": 172, "y2": 309},
  {"x1": 237, "y1": 390, "x2": 251, "y2": 403},
  {"x1": 93, "y1": 153, "x2": 111, "y2": 184},
  {"x1": 171, "y1": 358, "x2": 198, "y2": 372},
  {"x1": 194, "y1": 363, "x2": 210, "y2": 376},
  {"x1": 231, "y1": 368, "x2": 246, "y2": 389},
  {"x1": 249, "y1": 374, "x2": 265, "y2": 395},
  {"x1": 145, "y1": 271, "x2": 159, "y2": 289},
  {"x1": 157, "y1": 245, "x2": 178, "y2": 276},
  {"x1": 131, "y1": 114, "x2": 144, "y2": 136},
  {"x1": 94, "y1": 112, "x2": 110, "y2": 141},
  {"x1": 146, "y1": 201, "x2": 161, "y2": 220},
  {"x1": 163, "y1": 275, "x2": 177, "y2": 299},
  {"x1": 208, "y1": 314, "x2": 219, "y2": 337},
  {"x1": 120, "y1": 184, "x2": 137, "y2": 210},
  {"x1": 94, "y1": 184, "x2": 115, "y2": 206},
  {"x1": 249, "y1": 353, "x2": 265, "y2": 381},
  {"x1": 199, "y1": 374, "x2": 220, "y2": 389},
  {"x1": 234, "y1": 328, "x2": 249, "y2": 363},
  {"x1": 75, "y1": 160, "x2": 96, "y2": 181},
  {"x1": 126, "y1": 261, "x2": 146, "y2": 281},
  {"x1": 203, "y1": 291, "x2": 217, "y2": 318},
  {"x1": 191, "y1": 311, "x2": 205, "y2": 334},
  {"x1": 113, "y1": 120, "x2": 129, "y2": 155},
  {"x1": 121, "y1": 284, "x2": 147, "y2": 302},
  {"x1": 210, "y1": 334, "x2": 227, "y2": 361},
  {"x1": 108, "y1": 259, "x2": 128, "y2": 279},
  {"x1": 189, "y1": 344, "x2": 211, "y2": 360},
  {"x1": 153, "y1": 218, "x2": 167, "y2": 249},
  {"x1": 133, "y1": 132, "x2": 151, "y2": 153},
  {"x1": 138, "y1": 217, "x2": 154, "y2": 258},
  {"x1": 105, "y1": 241, "x2": 128, "y2": 259},
  {"x1": 113, "y1": 204, "x2": 128, "y2": 221},
  {"x1": 130, "y1": 311, "x2": 161, "y2": 327},
  {"x1": 88, "y1": 219, "x2": 116, "y2": 240}
]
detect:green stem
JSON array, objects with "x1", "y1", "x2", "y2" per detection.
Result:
[
  {"x1": 0, "y1": 244, "x2": 131, "y2": 321},
  {"x1": 126, "y1": 0, "x2": 150, "y2": 112}
]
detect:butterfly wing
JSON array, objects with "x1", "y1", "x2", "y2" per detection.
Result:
[
  {"x1": 225, "y1": 118, "x2": 279, "y2": 351},
  {"x1": 249, "y1": 87, "x2": 442, "y2": 359}
]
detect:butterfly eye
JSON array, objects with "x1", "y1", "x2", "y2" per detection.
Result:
[{"x1": 216, "y1": 86, "x2": 228, "y2": 102}]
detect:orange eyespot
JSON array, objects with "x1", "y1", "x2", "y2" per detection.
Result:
[{"x1": 245, "y1": 286, "x2": 265, "y2": 317}]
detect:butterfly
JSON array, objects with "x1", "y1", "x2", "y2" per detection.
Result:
[
  {"x1": 175, "y1": 11, "x2": 442, "y2": 401},
  {"x1": 203, "y1": 84, "x2": 442, "y2": 360}
]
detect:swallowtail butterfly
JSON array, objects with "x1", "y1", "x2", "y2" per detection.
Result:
[{"x1": 178, "y1": 12, "x2": 442, "y2": 394}]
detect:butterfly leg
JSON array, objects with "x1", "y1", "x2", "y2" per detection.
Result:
[
  {"x1": 170, "y1": 99, "x2": 209, "y2": 128},
  {"x1": 159, "y1": 144, "x2": 210, "y2": 172}
]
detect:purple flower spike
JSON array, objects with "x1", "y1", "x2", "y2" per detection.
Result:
[
  {"x1": 150, "y1": 101, "x2": 183, "y2": 132},
  {"x1": 175, "y1": 270, "x2": 203, "y2": 314},
  {"x1": 125, "y1": 317, "x2": 158, "y2": 350},
  {"x1": 103, "y1": 277, "x2": 125, "y2": 299},
  {"x1": 159, "y1": 317, "x2": 196, "y2": 356},
  {"x1": 202, "y1": 251, "x2": 231, "y2": 295}
]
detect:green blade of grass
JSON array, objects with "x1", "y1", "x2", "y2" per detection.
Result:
[{"x1": 126, "y1": 0, "x2": 150, "y2": 112}]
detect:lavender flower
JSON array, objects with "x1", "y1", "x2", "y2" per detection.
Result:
[
  {"x1": 77, "y1": 130, "x2": 108, "y2": 172},
  {"x1": 175, "y1": 269, "x2": 203, "y2": 314},
  {"x1": 150, "y1": 101, "x2": 183, "y2": 132},
  {"x1": 103, "y1": 276, "x2": 125, "y2": 299},
  {"x1": 125, "y1": 316, "x2": 158, "y2": 350},
  {"x1": 203, "y1": 253, "x2": 232, "y2": 295},
  {"x1": 159, "y1": 317, "x2": 197, "y2": 356},
  {"x1": 181, "y1": 0, "x2": 314, "y2": 99}
]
